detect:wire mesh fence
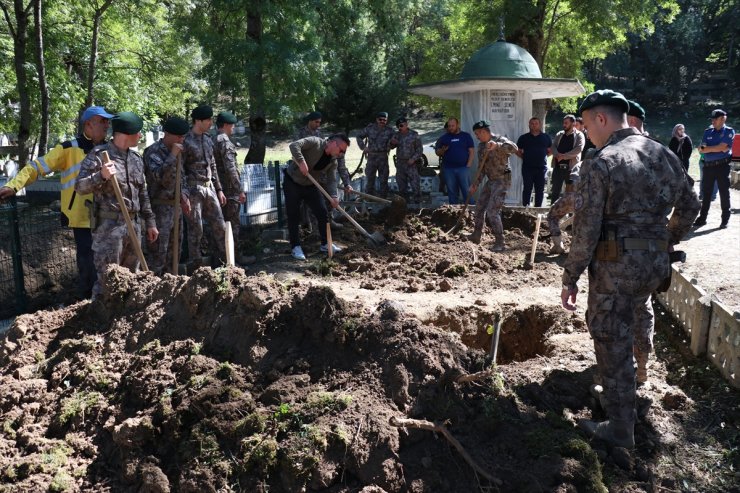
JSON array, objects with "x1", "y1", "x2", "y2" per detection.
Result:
[{"x1": 0, "y1": 196, "x2": 78, "y2": 320}]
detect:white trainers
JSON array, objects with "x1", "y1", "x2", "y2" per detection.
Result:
[
  {"x1": 291, "y1": 246, "x2": 306, "y2": 260},
  {"x1": 320, "y1": 243, "x2": 342, "y2": 254}
]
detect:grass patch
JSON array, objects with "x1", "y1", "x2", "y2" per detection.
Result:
[{"x1": 57, "y1": 391, "x2": 103, "y2": 426}]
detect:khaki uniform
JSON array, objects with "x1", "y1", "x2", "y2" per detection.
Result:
[
  {"x1": 472, "y1": 137, "x2": 517, "y2": 239},
  {"x1": 391, "y1": 129, "x2": 423, "y2": 201},
  {"x1": 563, "y1": 127, "x2": 699, "y2": 425},
  {"x1": 143, "y1": 140, "x2": 188, "y2": 275},
  {"x1": 357, "y1": 123, "x2": 395, "y2": 196},
  {"x1": 213, "y1": 131, "x2": 242, "y2": 244},
  {"x1": 75, "y1": 143, "x2": 156, "y2": 296},
  {"x1": 182, "y1": 130, "x2": 227, "y2": 264}
]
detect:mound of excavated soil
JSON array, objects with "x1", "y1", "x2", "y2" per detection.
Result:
[{"x1": 0, "y1": 265, "x2": 611, "y2": 492}]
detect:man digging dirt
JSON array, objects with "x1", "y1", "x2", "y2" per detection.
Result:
[
  {"x1": 467, "y1": 120, "x2": 518, "y2": 251},
  {"x1": 561, "y1": 90, "x2": 699, "y2": 449}
]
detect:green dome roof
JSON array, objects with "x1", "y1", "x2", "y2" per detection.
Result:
[{"x1": 460, "y1": 40, "x2": 542, "y2": 79}]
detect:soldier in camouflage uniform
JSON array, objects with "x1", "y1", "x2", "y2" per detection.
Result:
[
  {"x1": 389, "y1": 117, "x2": 423, "y2": 203},
  {"x1": 182, "y1": 105, "x2": 227, "y2": 266},
  {"x1": 547, "y1": 161, "x2": 584, "y2": 255},
  {"x1": 75, "y1": 112, "x2": 158, "y2": 297},
  {"x1": 561, "y1": 91, "x2": 699, "y2": 448},
  {"x1": 467, "y1": 121, "x2": 518, "y2": 251},
  {"x1": 143, "y1": 117, "x2": 190, "y2": 276},
  {"x1": 213, "y1": 111, "x2": 246, "y2": 244},
  {"x1": 357, "y1": 111, "x2": 395, "y2": 197}
]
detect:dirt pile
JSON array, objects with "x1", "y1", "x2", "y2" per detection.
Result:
[{"x1": 0, "y1": 265, "x2": 614, "y2": 492}]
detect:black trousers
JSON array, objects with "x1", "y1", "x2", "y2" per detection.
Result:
[
  {"x1": 73, "y1": 227, "x2": 95, "y2": 299},
  {"x1": 550, "y1": 165, "x2": 570, "y2": 203},
  {"x1": 698, "y1": 161, "x2": 731, "y2": 224},
  {"x1": 283, "y1": 172, "x2": 328, "y2": 248}
]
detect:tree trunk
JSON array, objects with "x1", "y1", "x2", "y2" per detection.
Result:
[
  {"x1": 33, "y1": 0, "x2": 49, "y2": 154},
  {"x1": 5, "y1": 0, "x2": 33, "y2": 165},
  {"x1": 85, "y1": 0, "x2": 114, "y2": 107},
  {"x1": 244, "y1": 1, "x2": 266, "y2": 164}
]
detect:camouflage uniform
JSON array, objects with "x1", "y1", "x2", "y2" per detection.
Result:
[
  {"x1": 75, "y1": 143, "x2": 156, "y2": 296},
  {"x1": 391, "y1": 129, "x2": 423, "y2": 201},
  {"x1": 213, "y1": 131, "x2": 242, "y2": 244},
  {"x1": 182, "y1": 130, "x2": 227, "y2": 265},
  {"x1": 563, "y1": 127, "x2": 699, "y2": 428},
  {"x1": 357, "y1": 123, "x2": 395, "y2": 196},
  {"x1": 471, "y1": 136, "x2": 518, "y2": 243},
  {"x1": 547, "y1": 163, "x2": 581, "y2": 236},
  {"x1": 143, "y1": 140, "x2": 188, "y2": 275}
]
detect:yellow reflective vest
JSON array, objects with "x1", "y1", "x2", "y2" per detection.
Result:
[{"x1": 5, "y1": 135, "x2": 96, "y2": 228}]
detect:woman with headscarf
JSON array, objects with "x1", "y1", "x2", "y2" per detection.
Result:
[{"x1": 669, "y1": 123, "x2": 693, "y2": 171}]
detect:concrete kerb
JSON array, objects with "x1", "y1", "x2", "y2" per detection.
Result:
[{"x1": 656, "y1": 264, "x2": 740, "y2": 389}]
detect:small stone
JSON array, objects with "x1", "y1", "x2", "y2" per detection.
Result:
[
  {"x1": 360, "y1": 281, "x2": 376, "y2": 290},
  {"x1": 376, "y1": 300, "x2": 405, "y2": 321},
  {"x1": 474, "y1": 299, "x2": 487, "y2": 306},
  {"x1": 662, "y1": 389, "x2": 690, "y2": 410},
  {"x1": 439, "y1": 279, "x2": 452, "y2": 292},
  {"x1": 424, "y1": 282, "x2": 435, "y2": 292}
]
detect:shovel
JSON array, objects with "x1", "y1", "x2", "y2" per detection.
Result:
[
  {"x1": 305, "y1": 173, "x2": 386, "y2": 246},
  {"x1": 445, "y1": 151, "x2": 490, "y2": 236},
  {"x1": 350, "y1": 189, "x2": 407, "y2": 225},
  {"x1": 350, "y1": 189, "x2": 392, "y2": 204}
]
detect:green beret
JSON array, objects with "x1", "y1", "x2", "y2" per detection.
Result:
[
  {"x1": 306, "y1": 111, "x2": 322, "y2": 121},
  {"x1": 578, "y1": 90, "x2": 629, "y2": 115},
  {"x1": 472, "y1": 120, "x2": 490, "y2": 131},
  {"x1": 111, "y1": 112, "x2": 143, "y2": 135},
  {"x1": 162, "y1": 116, "x2": 189, "y2": 135},
  {"x1": 376, "y1": 112, "x2": 389, "y2": 119},
  {"x1": 216, "y1": 111, "x2": 238, "y2": 125},
  {"x1": 191, "y1": 105, "x2": 213, "y2": 120},
  {"x1": 627, "y1": 100, "x2": 646, "y2": 120}
]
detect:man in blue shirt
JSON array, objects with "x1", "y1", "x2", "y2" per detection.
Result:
[
  {"x1": 435, "y1": 118, "x2": 475, "y2": 204},
  {"x1": 694, "y1": 109, "x2": 734, "y2": 229},
  {"x1": 516, "y1": 117, "x2": 552, "y2": 207}
]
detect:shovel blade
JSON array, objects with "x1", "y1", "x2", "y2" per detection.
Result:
[
  {"x1": 445, "y1": 220, "x2": 464, "y2": 236},
  {"x1": 367, "y1": 231, "x2": 387, "y2": 246}
]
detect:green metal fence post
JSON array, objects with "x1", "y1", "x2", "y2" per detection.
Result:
[
  {"x1": 8, "y1": 196, "x2": 27, "y2": 314},
  {"x1": 273, "y1": 161, "x2": 284, "y2": 228}
]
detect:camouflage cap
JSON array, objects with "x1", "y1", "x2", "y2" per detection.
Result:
[
  {"x1": 627, "y1": 100, "x2": 646, "y2": 121},
  {"x1": 191, "y1": 105, "x2": 213, "y2": 120},
  {"x1": 472, "y1": 120, "x2": 490, "y2": 131},
  {"x1": 111, "y1": 111, "x2": 143, "y2": 135},
  {"x1": 216, "y1": 111, "x2": 238, "y2": 125},
  {"x1": 578, "y1": 90, "x2": 629, "y2": 115},
  {"x1": 162, "y1": 116, "x2": 189, "y2": 135}
]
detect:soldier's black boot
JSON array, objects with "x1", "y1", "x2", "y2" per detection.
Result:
[{"x1": 578, "y1": 419, "x2": 635, "y2": 449}]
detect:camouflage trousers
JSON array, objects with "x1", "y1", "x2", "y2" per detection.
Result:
[
  {"x1": 145, "y1": 204, "x2": 182, "y2": 276},
  {"x1": 222, "y1": 197, "x2": 241, "y2": 244},
  {"x1": 365, "y1": 154, "x2": 389, "y2": 197},
  {"x1": 91, "y1": 218, "x2": 142, "y2": 297},
  {"x1": 186, "y1": 185, "x2": 226, "y2": 265},
  {"x1": 634, "y1": 296, "x2": 654, "y2": 358},
  {"x1": 587, "y1": 250, "x2": 668, "y2": 424},
  {"x1": 473, "y1": 179, "x2": 508, "y2": 237},
  {"x1": 547, "y1": 192, "x2": 576, "y2": 236},
  {"x1": 396, "y1": 161, "x2": 421, "y2": 200}
]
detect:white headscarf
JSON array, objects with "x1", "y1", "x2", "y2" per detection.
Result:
[{"x1": 672, "y1": 124, "x2": 686, "y2": 141}]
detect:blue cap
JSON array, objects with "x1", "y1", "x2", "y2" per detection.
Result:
[{"x1": 80, "y1": 106, "x2": 114, "y2": 123}]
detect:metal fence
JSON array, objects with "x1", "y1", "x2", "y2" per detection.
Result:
[{"x1": 0, "y1": 195, "x2": 78, "y2": 320}]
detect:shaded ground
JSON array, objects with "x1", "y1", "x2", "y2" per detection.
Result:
[{"x1": 0, "y1": 205, "x2": 738, "y2": 492}]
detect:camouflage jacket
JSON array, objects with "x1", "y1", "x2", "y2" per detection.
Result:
[
  {"x1": 475, "y1": 136, "x2": 518, "y2": 185},
  {"x1": 213, "y1": 132, "x2": 242, "y2": 198},
  {"x1": 564, "y1": 162, "x2": 582, "y2": 194},
  {"x1": 75, "y1": 142, "x2": 156, "y2": 229},
  {"x1": 295, "y1": 126, "x2": 321, "y2": 140},
  {"x1": 143, "y1": 140, "x2": 189, "y2": 202},
  {"x1": 391, "y1": 129, "x2": 423, "y2": 163},
  {"x1": 356, "y1": 123, "x2": 395, "y2": 153},
  {"x1": 182, "y1": 130, "x2": 222, "y2": 191},
  {"x1": 562, "y1": 127, "x2": 700, "y2": 288}
]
